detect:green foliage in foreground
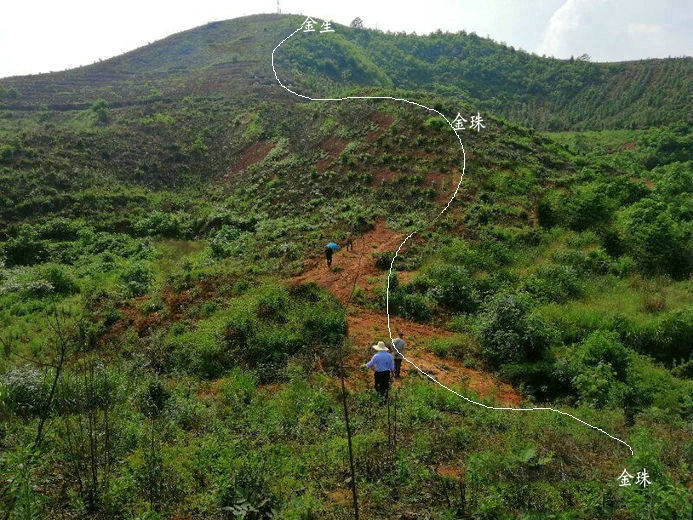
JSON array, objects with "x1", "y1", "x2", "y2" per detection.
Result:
[{"x1": 1, "y1": 355, "x2": 690, "y2": 519}]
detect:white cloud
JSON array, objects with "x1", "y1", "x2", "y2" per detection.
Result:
[
  {"x1": 537, "y1": 0, "x2": 604, "y2": 57},
  {"x1": 536, "y1": 0, "x2": 691, "y2": 61},
  {"x1": 628, "y1": 23, "x2": 663, "y2": 36}
]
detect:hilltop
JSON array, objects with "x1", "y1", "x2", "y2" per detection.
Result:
[{"x1": 1, "y1": 13, "x2": 691, "y2": 130}]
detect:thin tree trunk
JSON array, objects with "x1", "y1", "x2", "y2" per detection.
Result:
[
  {"x1": 387, "y1": 392, "x2": 391, "y2": 448},
  {"x1": 339, "y1": 361, "x2": 359, "y2": 520},
  {"x1": 458, "y1": 481, "x2": 466, "y2": 518},
  {"x1": 347, "y1": 253, "x2": 364, "y2": 303},
  {"x1": 393, "y1": 389, "x2": 397, "y2": 449},
  {"x1": 33, "y1": 340, "x2": 66, "y2": 449}
]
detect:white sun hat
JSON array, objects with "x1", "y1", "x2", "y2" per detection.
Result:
[{"x1": 371, "y1": 341, "x2": 389, "y2": 351}]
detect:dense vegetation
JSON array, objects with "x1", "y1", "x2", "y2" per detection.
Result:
[{"x1": 0, "y1": 13, "x2": 691, "y2": 520}]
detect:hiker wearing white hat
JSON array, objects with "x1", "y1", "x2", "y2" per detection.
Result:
[{"x1": 365, "y1": 341, "x2": 395, "y2": 399}]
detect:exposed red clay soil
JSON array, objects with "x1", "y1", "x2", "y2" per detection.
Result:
[
  {"x1": 425, "y1": 170, "x2": 457, "y2": 202},
  {"x1": 290, "y1": 220, "x2": 522, "y2": 406},
  {"x1": 373, "y1": 169, "x2": 398, "y2": 185},
  {"x1": 224, "y1": 140, "x2": 275, "y2": 178},
  {"x1": 291, "y1": 220, "x2": 404, "y2": 302},
  {"x1": 102, "y1": 279, "x2": 227, "y2": 341},
  {"x1": 366, "y1": 112, "x2": 395, "y2": 142},
  {"x1": 316, "y1": 135, "x2": 349, "y2": 171},
  {"x1": 103, "y1": 219, "x2": 521, "y2": 406},
  {"x1": 436, "y1": 463, "x2": 465, "y2": 480},
  {"x1": 344, "y1": 309, "x2": 520, "y2": 405}
]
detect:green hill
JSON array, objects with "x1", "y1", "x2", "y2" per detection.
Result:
[
  {"x1": 1, "y1": 14, "x2": 691, "y2": 130},
  {"x1": 0, "y1": 13, "x2": 691, "y2": 520}
]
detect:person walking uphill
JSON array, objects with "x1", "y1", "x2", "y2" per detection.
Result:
[
  {"x1": 366, "y1": 341, "x2": 394, "y2": 400},
  {"x1": 324, "y1": 242, "x2": 340, "y2": 268},
  {"x1": 392, "y1": 331, "x2": 406, "y2": 378}
]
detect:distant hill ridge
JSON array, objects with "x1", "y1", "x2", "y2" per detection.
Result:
[{"x1": 1, "y1": 13, "x2": 690, "y2": 130}]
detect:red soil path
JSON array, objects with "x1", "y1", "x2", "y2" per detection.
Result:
[{"x1": 290, "y1": 221, "x2": 521, "y2": 405}]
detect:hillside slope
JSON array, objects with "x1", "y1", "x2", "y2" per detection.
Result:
[
  {"x1": 0, "y1": 13, "x2": 691, "y2": 520},
  {"x1": 1, "y1": 13, "x2": 691, "y2": 130}
]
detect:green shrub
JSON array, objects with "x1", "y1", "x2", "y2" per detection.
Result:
[
  {"x1": 218, "y1": 459, "x2": 277, "y2": 519},
  {"x1": 654, "y1": 160, "x2": 693, "y2": 196},
  {"x1": 168, "y1": 283, "x2": 347, "y2": 382},
  {"x1": 210, "y1": 225, "x2": 248, "y2": 259},
  {"x1": 2, "y1": 233, "x2": 47, "y2": 267},
  {"x1": 255, "y1": 286, "x2": 290, "y2": 321},
  {"x1": 0, "y1": 263, "x2": 79, "y2": 298},
  {"x1": 537, "y1": 192, "x2": 561, "y2": 228},
  {"x1": 169, "y1": 319, "x2": 232, "y2": 379},
  {"x1": 522, "y1": 264, "x2": 583, "y2": 303},
  {"x1": 137, "y1": 378, "x2": 170, "y2": 418},
  {"x1": 423, "y1": 117, "x2": 448, "y2": 132},
  {"x1": 134, "y1": 211, "x2": 184, "y2": 238},
  {"x1": 32, "y1": 264, "x2": 79, "y2": 296},
  {"x1": 651, "y1": 306, "x2": 693, "y2": 364},
  {"x1": 415, "y1": 264, "x2": 478, "y2": 312},
  {"x1": 499, "y1": 360, "x2": 567, "y2": 400},
  {"x1": 391, "y1": 291, "x2": 435, "y2": 322},
  {"x1": 37, "y1": 218, "x2": 82, "y2": 241},
  {"x1": 373, "y1": 251, "x2": 395, "y2": 270},
  {"x1": 91, "y1": 99, "x2": 110, "y2": 124},
  {"x1": 617, "y1": 198, "x2": 690, "y2": 277},
  {"x1": 557, "y1": 331, "x2": 632, "y2": 408},
  {"x1": 428, "y1": 334, "x2": 478, "y2": 361},
  {"x1": 119, "y1": 262, "x2": 153, "y2": 296},
  {"x1": 218, "y1": 368, "x2": 257, "y2": 408},
  {"x1": 440, "y1": 239, "x2": 506, "y2": 270},
  {"x1": 303, "y1": 306, "x2": 347, "y2": 346},
  {"x1": 572, "y1": 362, "x2": 627, "y2": 408},
  {"x1": 551, "y1": 248, "x2": 612, "y2": 275},
  {"x1": 562, "y1": 183, "x2": 615, "y2": 231},
  {"x1": 476, "y1": 292, "x2": 553, "y2": 366},
  {"x1": 1, "y1": 366, "x2": 47, "y2": 418},
  {"x1": 0, "y1": 143, "x2": 17, "y2": 163}
]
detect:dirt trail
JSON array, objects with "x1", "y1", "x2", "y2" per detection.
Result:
[
  {"x1": 291, "y1": 221, "x2": 404, "y2": 302},
  {"x1": 290, "y1": 221, "x2": 521, "y2": 406}
]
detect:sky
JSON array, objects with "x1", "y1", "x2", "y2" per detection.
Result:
[{"x1": 1, "y1": 0, "x2": 691, "y2": 78}]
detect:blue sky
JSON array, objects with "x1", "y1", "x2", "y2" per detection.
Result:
[{"x1": 1, "y1": 0, "x2": 691, "y2": 78}]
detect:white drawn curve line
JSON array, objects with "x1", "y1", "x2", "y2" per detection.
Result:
[{"x1": 272, "y1": 17, "x2": 634, "y2": 457}]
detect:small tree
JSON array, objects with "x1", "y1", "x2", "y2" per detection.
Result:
[
  {"x1": 90, "y1": 99, "x2": 110, "y2": 124},
  {"x1": 350, "y1": 17, "x2": 364, "y2": 29},
  {"x1": 618, "y1": 198, "x2": 690, "y2": 277},
  {"x1": 476, "y1": 292, "x2": 553, "y2": 366}
]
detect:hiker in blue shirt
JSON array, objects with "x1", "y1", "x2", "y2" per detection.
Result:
[{"x1": 365, "y1": 341, "x2": 395, "y2": 399}]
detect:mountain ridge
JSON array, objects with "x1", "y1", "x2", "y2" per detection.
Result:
[{"x1": 1, "y1": 13, "x2": 690, "y2": 130}]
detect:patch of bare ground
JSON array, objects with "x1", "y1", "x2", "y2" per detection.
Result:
[{"x1": 289, "y1": 220, "x2": 522, "y2": 406}]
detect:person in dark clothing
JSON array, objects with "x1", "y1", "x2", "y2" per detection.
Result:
[
  {"x1": 365, "y1": 341, "x2": 395, "y2": 400},
  {"x1": 392, "y1": 331, "x2": 406, "y2": 378},
  {"x1": 325, "y1": 246, "x2": 333, "y2": 268}
]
